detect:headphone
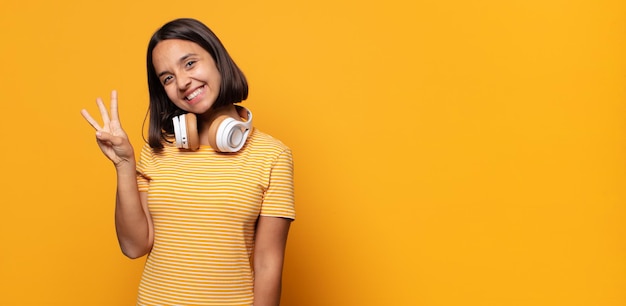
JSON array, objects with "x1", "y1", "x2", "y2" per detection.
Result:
[{"x1": 172, "y1": 106, "x2": 253, "y2": 152}]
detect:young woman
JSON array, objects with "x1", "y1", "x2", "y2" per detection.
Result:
[{"x1": 81, "y1": 18, "x2": 295, "y2": 306}]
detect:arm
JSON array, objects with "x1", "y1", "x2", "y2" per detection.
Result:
[
  {"x1": 253, "y1": 216, "x2": 292, "y2": 306},
  {"x1": 81, "y1": 90, "x2": 154, "y2": 258},
  {"x1": 114, "y1": 163, "x2": 154, "y2": 259}
]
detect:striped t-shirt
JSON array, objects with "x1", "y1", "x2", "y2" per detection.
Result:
[{"x1": 135, "y1": 128, "x2": 295, "y2": 305}]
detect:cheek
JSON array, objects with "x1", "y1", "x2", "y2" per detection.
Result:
[
  {"x1": 207, "y1": 66, "x2": 222, "y2": 86},
  {"x1": 163, "y1": 86, "x2": 183, "y2": 106},
  {"x1": 164, "y1": 86, "x2": 176, "y2": 100},
  {"x1": 213, "y1": 73, "x2": 222, "y2": 88}
]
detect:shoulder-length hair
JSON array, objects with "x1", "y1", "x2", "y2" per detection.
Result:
[{"x1": 145, "y1": 18, "x2": 248, "y2": 149}]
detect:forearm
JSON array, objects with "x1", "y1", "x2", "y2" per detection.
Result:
[
  {"x1": 114, "y1": 160, "x2": 151, "y2": 258},
  {"x1": 253, "y1": 262, "x2": 283, "y2": 306},
  {"x1": 253, "y1": 216, "x2": 291, "y2": 306}
]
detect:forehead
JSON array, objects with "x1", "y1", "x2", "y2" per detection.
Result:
[{"x1": 152, "y1": 39, "x2": 207, "y2": 68}]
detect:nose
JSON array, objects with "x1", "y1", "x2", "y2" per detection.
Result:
[{"x1": 176, "y1": 72, "x2": 191, "y2": 90}]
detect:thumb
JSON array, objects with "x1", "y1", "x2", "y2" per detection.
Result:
[
  {"x1": 95, "y1": 131, "x2": 110, "y2": 142},
  {"x1": 97, "y1": 131, "x2": 126, "y2": 147}
]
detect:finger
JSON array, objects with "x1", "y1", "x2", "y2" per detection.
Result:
[
  {"x1": 96, "y1": 131, "x2": 124, "y2": 147},
  {"x1": 94, "y1": 134, "x2": 116, "y2": 152},
  {"x1": 96, "y1": 97, "x2": 111, "y2": 125},
  {"x1": 110, "y1": 90, "x2": 121, "y2": 123},
  {"x1": 81, "y1": 109, "x2": 103, "y2": 130},
  {"x1": 95, "y1": 130, "x2": 113, "y2": 144}
]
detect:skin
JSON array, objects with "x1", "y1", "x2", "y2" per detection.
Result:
[
  {"x1": 81, "y1": 39, "x2": 291, "y2": 306},
  {"x1": 81, "y1": 90, "x2": 153, "y2": 259}
]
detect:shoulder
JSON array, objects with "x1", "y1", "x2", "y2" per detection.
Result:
[
  {"x1": 247, "y1": 128, "x2": 291, "y2": 153},
  {"x1": 138, "y1": 143, "x2": 155, "y2": 159},
  {"x1": 243, "y1": 128, "x2": 293, "y2": 167}
]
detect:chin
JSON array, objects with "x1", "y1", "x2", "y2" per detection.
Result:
[{"x1": 193, "y1": 101, "x2": 216, "y2": 114}]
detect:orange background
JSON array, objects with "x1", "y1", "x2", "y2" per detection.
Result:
[{"x1": 1, "y1": 0, "x2": 625, "y2": 305}]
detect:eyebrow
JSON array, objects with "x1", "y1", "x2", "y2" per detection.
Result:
[{"x1": 157, "y1": 53, "x2": 198, "y2": 78}]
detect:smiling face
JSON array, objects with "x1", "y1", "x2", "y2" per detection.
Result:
[{"x1": 152, "y1": 39, "x2": 222, "y2": 114}]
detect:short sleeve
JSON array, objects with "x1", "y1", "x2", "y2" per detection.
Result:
[
  {"x1": 136, "y1": 144, "x2": 153, "y2": 193},
  {"x1": 261, "y1": 149, "x2": 296, "y2": 220}
]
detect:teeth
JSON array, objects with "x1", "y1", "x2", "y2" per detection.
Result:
[{"x1": 186, "y1": 87, "x2": 203, "y2": 100}]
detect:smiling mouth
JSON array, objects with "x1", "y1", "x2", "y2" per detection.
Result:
[{"x1": 185, "y1": 85, "x2": 206, "y2": 101}]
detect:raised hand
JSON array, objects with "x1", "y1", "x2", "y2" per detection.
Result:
[{"x1": 81, "y1": 90, "x2": 135, "y2": 167}]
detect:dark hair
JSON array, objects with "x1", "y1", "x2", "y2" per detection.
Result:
[{"x1": 146, "y1": 18, "x2": 248, "y2": 149}]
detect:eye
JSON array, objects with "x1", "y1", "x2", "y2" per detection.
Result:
[
  {"x1": 162, "y1": 75, "x2": 174, "y2": 85},
  {"x1": 185, "y1": 60, "x2": 197, "y2": 68}
]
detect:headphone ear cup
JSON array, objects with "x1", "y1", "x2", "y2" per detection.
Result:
[
  {"x1": 184, "y1": 113, "x2": 200, "y2": 150},
  {"x1": 208, "y1": 115, "x2": 231, "y2": 152},
  {"x1": 172, "y1": 116, "x2": 182, "y2": 148},
  {"x1": 206, "y1": 106, "x2": 253, "y2": 152}
]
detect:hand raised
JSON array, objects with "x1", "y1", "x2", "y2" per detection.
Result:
[{"x1": 81, "y1": 90, "x2": 135, "y2": 167}]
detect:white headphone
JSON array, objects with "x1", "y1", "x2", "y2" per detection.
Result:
[{"x1": 172, "y1": 106, "x2": 253, "y2": 152}]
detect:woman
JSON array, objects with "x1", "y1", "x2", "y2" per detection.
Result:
[{"x1": 81, "y1": 18, "x2": 295, "y2": 306}]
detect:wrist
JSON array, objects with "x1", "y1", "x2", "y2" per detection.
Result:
[{"x1": 114, "y1": 157, "x2": 137, "y2": 172}]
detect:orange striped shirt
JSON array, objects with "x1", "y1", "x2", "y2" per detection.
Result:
[{"x1": 135, "y1": 128, "x2": 295, "y2": 305}]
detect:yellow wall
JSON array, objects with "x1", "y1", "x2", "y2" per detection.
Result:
[{"x1": 0, "y1": 0, "x2": 624, "y2": 305}]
